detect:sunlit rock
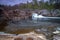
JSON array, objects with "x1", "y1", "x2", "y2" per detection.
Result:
[{"x1": 17, "y1": 32, "x2": 47, "y2": 40}]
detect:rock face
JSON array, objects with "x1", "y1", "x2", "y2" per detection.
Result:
[
  {"x1": 0, "y1": 32, "x2": 47, "y2": 40},
  {"x1": 0, "y1": 8, "x2": 9, "y2": 31}
]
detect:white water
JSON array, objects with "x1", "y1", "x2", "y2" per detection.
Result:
[{"x1": 32, "y1": 13, "x2": 60, "y2": 20}]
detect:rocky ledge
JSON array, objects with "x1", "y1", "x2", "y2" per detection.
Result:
[{"x1": 0, "y1": 32, "x2": 47, "y2": 40}]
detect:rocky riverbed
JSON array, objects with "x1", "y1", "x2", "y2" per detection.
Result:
[
  {"x1": 4, "y1": 19, "x2": 60, "y2": 32},
  {"x1": 0, "y1": 19, "x2": 60, "y2": 40}
]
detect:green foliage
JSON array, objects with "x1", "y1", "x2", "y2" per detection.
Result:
[
  {"x1": 1, "y1": 0, "x2": 54, "y2": 10},
  {"x1": 24, "y1": 0, "x2": 54, "y2": 10},
  {"x1": 38, "y1": 2, "x2": 54, "y2": 10}
]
